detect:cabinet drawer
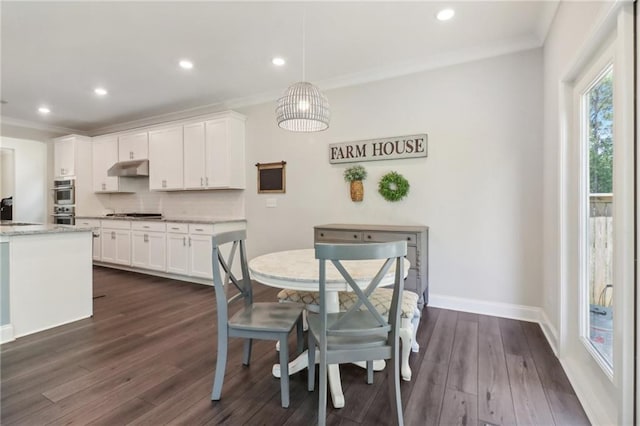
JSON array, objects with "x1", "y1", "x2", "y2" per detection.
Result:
[
  {"x1": 77, "y1": 219, "x2": 101, "y2": 228},
  {"x1": 316, "y1": 229, "x2": 363, "y2": 242},
  {"x1": 189, "y1": 224, "x2": 214, "y2": 235},
  {"x1": 132, "y1": 221, "x2": 166, "y2": 232},
  {"x1": 101, "y1": 220, "x2": 131, "y2": 230},
  {"x1": 363, "y1": 231, "x2": 416, "y2": 246},
  {"x1": 166, "y1": 223, "x2": 188, "y2": 234}
]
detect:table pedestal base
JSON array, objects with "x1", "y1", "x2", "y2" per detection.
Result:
[{"x1": 272, "y1": 350, "x2": 385, "y2": 408}]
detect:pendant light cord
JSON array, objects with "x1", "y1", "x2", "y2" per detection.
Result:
[{"x1": 302, "y1": 11, "x2": 306, "y2": 82}]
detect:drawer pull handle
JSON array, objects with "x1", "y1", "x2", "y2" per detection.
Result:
[
  {"x1": 195, "y1": 228, "x2": 204, "y2": 231},
  {"x1": 353, "y1": 235, "x2": 358, "y2": 239},
  {"x1": 171, "y1": 227, "x2": 179, "y2": 230},
  {"x1": 320, "y1": 233, "x2": 324, "y2": 237},
  {"x1": 407, "y1": 237, "x2": 411, "y2": 241},
  {"x1": 143, "y1": 226, "x2": 149, "y2": 229},
  {"x1": 367, "y1": 235, "x2": 371, "y2": 239}
]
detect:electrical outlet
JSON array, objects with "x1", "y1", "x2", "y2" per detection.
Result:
[{"x1": 266, "y1": 198, "x2": 277, "y2": 208}]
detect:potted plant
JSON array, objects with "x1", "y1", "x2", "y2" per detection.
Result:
[{"x1": 343, "y1": 165, "x2": 367, "y2": 202}]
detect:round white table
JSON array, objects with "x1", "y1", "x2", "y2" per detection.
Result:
[{"x1": 249, "y1": 248, "x2": 409, "y2": 409}]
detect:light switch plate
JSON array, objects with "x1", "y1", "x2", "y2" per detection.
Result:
[{"x1": 266, "y1": 198, "x2": 277, "y2": 208}]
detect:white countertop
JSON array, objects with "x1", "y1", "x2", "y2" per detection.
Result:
[
  {"x1": 76, "y1": 216, "x2": 246, "y2": 224},
  {"x1": 0, "y1": 222, "x2": 94, "y2": 236}
]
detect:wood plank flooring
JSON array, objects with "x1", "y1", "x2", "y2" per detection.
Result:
[{"x1": 1, "y1": 267, "x2": 590, "y2": 425}]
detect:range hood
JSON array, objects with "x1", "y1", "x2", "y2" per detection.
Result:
[{"x1": 107, "y1": 159, "x2": 149, "y2": 177}]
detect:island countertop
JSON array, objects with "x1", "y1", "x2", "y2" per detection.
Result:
[{"x1": 0, "y1": 223, "x2": 94, "y2": 237}]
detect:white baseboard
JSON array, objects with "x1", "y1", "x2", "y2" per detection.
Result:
[
  {"x1": 429, "y1": 293, "x2": 543, "y2": 322},
  {"x1": 429, "y1": 293, "x2": 558, "y2": 354},
  {"x1": 560, "y1": 357, "x2": 614, "y2": 426},
  {"x1": 1, "y1": 324, "x2": 15, "y2": 344}
]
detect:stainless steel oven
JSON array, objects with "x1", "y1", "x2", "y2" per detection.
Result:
[
  {"x1": 52, "y1": 179, "x2": 75, "y2": 205},
  {"x1": 52, "y1": 205, "x2": 75, "y2": 225}
]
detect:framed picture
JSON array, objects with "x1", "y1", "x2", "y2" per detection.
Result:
[{"x1": 256, "y1": 161, "x2": 286, "y2": 193}]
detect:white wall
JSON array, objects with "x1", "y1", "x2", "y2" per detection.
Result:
[
  {"x1": 239, "y1": 48, "x2": 543, "y2": 309},
  {"x1": 0, "y1": 137, "x2": 48, "y2": 223},
  {"x1": 541, "y1": 1, "x2": 609, "y2": 342}
]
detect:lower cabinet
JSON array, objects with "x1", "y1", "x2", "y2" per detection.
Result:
[
  {"x1": 131, "y1": 221, "x2": 166, "y2": 271},
  {"x1": 101, "y1": 228, "x2": 131, "y2": 265},
  {"x1": 90, "y1": 219, "x2": 245, "y2": 283},
  {"x1": 77, "y1": 219, "x2": 102, "y2": 261}
]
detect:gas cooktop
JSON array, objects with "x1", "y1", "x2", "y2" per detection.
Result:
[{"x1": 106, "y1": 213, "x2": 163, "y2": 219}]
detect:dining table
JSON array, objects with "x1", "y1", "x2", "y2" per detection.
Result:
[{"x1": 248, "y1": 248, "x2": 410, "y2": 409}]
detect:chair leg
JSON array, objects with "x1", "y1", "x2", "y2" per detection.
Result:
[
  {"x1": 211, "y1": 329, "x2": 228, "y2": 400},
  {"x1": 411, "y1": 308, "x2": 421, "y2": 352},
  {"x1": 296, "y1": 316, "x2": 304, "y2": 355},
  {"x1": 279, "y1": 335, "x2": 290, "y2": 408},
  {"x1": 399, "y1": 327, "x2": 412, "y2": 381},
  {"x1": 319, "y1": 349, "x2": 327, "y2": 426},
  {"x1": 387, "y1": 344, "x2": 404, "y2": 426},
  {"x1": 308, "y1": 334, "x2": 316, "y2": 391},
  {"x1": 366, "y1": 360, "x2": 374, "y2": 384},
  {"x1": 243, "y1": 338, "x2": 253, "y2": 366}
]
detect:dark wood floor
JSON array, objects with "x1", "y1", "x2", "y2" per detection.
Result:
[{"x1": 1, "y1": 267, "x2": 589, "y2": 425}]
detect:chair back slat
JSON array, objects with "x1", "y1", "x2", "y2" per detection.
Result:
[
  {"x1": 315, "y1": 241, "x2": 407, "y2": 344},
  {"x1": 212, "y1": 230, "x2": 253, "y2": 319}
]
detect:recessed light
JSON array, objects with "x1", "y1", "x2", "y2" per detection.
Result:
[
  {"x1": 179, "y1": 60, "x2": 194, "y2": 70},
  {"x1": 38, "y1": 106, "x2": 50, "y2": 114},
  {"x1": 272, "y1": 57, "x2": 286, "y2": 66},
  {"x1": 94, "y1": 87, "x2": 108, "y2": 96},
  {"x1": 436, "y1": 8, "x2": 455, "y2": 21}
]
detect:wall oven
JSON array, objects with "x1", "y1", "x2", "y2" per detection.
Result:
[
  {"x1": 52, "y1": 178, "x2": 75, "y2": 205},
  {"x1": 53, "y1": 205, "x2": 75, "y2": 225}
]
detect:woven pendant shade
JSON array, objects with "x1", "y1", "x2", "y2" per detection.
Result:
[{"x1": 276, "y1": 81, "x2": 330, "y2": 132}]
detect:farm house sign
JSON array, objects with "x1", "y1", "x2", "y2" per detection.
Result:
[{"x1": 328, "y1": 134, "x2": 428, "y2": 164}]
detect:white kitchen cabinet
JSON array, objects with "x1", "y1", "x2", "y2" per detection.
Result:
[
  {"x1": 188, "y1": 233, "x2": 213, "y2": 279},
  {"x1": 101, "y1": 221, "x2": 131, "y2": 266},
  {"x1": 166, "y1": 228, "x2": 189, "y2": 275},
  {"x1": 183, "y1": 122, "x2": 206, "y2": 189},
  {"x1": 182, "y1": 114, "x2": 246, "y2": 190},
  {"x1": 118, "y1": 131, "x2": 148, "y2": 162},
  {"x1": 77, "y1": 219, "x2": 102, "y2": 261},
  {"x1": 54, "y1": 135, "x2": 92, "y2": 178},
  {"x1": 131, "y1": 221, "x2": 166, "y2": 271},
  {"x1": 92, "y1": 136, "x2": 119, "y2": 192},
  {"x1": 149, "y1": 126, "x2": 184, "y2": 191}
]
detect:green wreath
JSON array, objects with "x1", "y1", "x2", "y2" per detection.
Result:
[{"x1": 378, "y1": 171, "x2": 410, "y2": 202}]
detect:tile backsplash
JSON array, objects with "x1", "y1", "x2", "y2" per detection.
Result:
[{"x1": 93, "y1": 179, "x2": 244, "y2": 219}]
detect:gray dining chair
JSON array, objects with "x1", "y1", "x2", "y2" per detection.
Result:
[
  {"x1": 307, "y1": 241, "x2": 407, "y2": 426},
  {"x1": 210, "y1": 230, "x2": 304, "y2": 408}
]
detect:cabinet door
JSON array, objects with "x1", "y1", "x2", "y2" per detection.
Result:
[
  {"x1": 204, "y1": 120, "x2": 229, "y2": 188},
  {"x1": 147, "y1": 232, "x2": 166, "y2": 271},
  {"x1": 131, "y1": 231, "x2": 149, "y2": 268},
  {"x1": 167, "y1": 233, "x2": 189, "y2": 275},
  {"x1": 92, "y1": 232, "x2": 102, "y2": 261},
  {"x1": 101, "y1": 230, "x2": 117, "y2": 263},
  {"x1": 119, "y1": 132, "x2": 149, "y2": 161},
  {"x1": 189, "y1": 234, "x2": 212, "y2": 279},
  {"x1": 114, "y1": 230, "x2": 131, "y2": 266},
  {"x1": 92, "y1": 136, "x2": 119, "y2": 192},
  {"x1": 149, "y1": 126, "x2": 184, "y2": 190},
  {"x1": 183, "y1": 122, "x2": 206, "y2": 189},
  {"x1": 54, "y1": 138, "x2": 76, "y2": 177}
]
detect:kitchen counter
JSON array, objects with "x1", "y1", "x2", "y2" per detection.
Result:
[
  {"x1": 76, "y1": 216, "x2": 246, "y2": 225},
  {"x1": 0, "y1": 223, "x2": 94, "y2": 238},
  {"x1": 1, "y1": 223, "x2": 93, "y2": 343}
]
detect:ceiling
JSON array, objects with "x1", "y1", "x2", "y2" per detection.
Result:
[{"x1": 1, "y1": 1, "x2": 558, "y2": 134}]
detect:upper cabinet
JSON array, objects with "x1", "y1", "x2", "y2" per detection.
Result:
[
  {"x1": 183, "y1": 113, "x2": 246, "y2": 190},
  {"x1": 53, "y1": 135, "x2": 91, "y2": 178},
  {"x1": 149, "y1": 126, "x2": 184, "y2": 191},
  {"x1": 92, "y1": 136, "x2": 119, "y2": 192},
  {"x1": 118, "y1": 131, "x2": 148, "y2": 161}
]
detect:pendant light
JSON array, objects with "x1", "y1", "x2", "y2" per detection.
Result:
[{"x1": 276, "y1": 13, "x2": 330, "y2": 132}]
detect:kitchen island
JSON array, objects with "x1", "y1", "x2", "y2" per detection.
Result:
[{"x1": 0, "y1": 222, "x2": 94, "y2": 343}]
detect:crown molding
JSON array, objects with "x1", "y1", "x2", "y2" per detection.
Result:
[{"x1": 0, "y1": 116, "x2": 86, "y2": 136}]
